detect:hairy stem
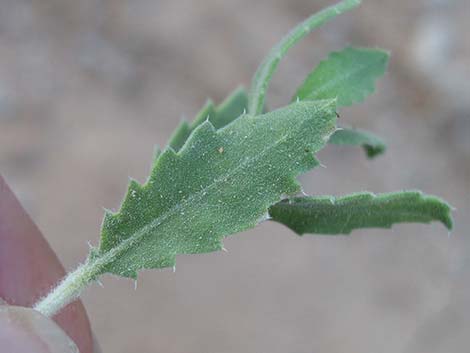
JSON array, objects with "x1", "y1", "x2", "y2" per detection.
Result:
[{"x1": 33, "y1": 257, "x2": 101, "y2": 317}]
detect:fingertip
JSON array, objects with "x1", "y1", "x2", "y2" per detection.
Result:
[
  {"x1": 0, "y1": 306, "x2": 79, "y2": 353},
  {"x1": 0, "y1": 176, "x2": 93, "y2": 353}
]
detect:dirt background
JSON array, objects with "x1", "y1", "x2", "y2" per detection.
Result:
[{"x1": 1, "y1": 0, "x2": 469, "y2": 352}]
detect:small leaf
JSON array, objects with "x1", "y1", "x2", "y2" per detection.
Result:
[
  {"x1": 269, "y1": 191, "x2": 453, "y2": 235},
  {"x1": 211, "y1": 87, "x2": 249, "y2": 129},
  {"x1": 168, "y1": 87, "x2": 248, "y2": 151},
  {"x1": 248, "y1": 0, "x2": 361, "y2": 115},
  {"x1": 294, "y1": 47, "x2": 389, "y2": 107},
  {"x1": 94, "y1": 100, "x2": 337, "y2": 278},
  {"x1": 329, "y1": 127, "x2": 386, "y2": 158}
]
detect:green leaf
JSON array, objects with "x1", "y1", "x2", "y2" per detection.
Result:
[
  {"x1": 168, "y1": 96, "x2": 384, "y2": 161},
  {"x1": 294, "y1": 47, "x2": 389, "y2": 107},
  {"x1": 329, "y1": 127, "x2": 386, "y2": 158},
  {"x1": 248, "y1": 0, "x2": 361, "y2": 115},
  {"x1": 93, "y1": 100, "x2": 337, "y2": 278},
  {"x1": 269, "y1": 191, "x2": 453, "y2": 235},
  {"x1": 169, "y1": 87, "x2": 248, "y2": 151}
]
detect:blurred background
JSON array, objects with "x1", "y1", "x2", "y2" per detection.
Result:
[{"x1": 0, "y1": 0, "x2": 469, "y2": 352}]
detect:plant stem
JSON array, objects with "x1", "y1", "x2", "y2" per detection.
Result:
[
  {"x1": 33, "y1": 257, "x2": 101, "y2": 317},
  {"x1": 248, "y1": 0, "x2": 361, "y2": 115}
]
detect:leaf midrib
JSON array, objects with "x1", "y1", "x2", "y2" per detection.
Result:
[{"x1": 94, "y1": 121, "x2": 312, "y2": 273}]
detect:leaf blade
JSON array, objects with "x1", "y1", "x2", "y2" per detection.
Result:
[
  {"x1": 168, "y1": 87, "x2": 248, "y2": 151},
  {"x1": 269, "y1": 191, "x2": 453, "y2": 235},
  {"x1": 96, "y1": 100, "x2": 337, "y2": 278},
  {"x1": 168, "y1": 98, "x2": 385, "y2": 161},
  {"x1": 248, "y1": 0, "x2": 361, "y2": 115},
  {"x1": 329, "y1": 127, "x2": 386, "y2": 158},
  {"x1": 294, "y1": 47, "x2": 389, "y2": 107}
]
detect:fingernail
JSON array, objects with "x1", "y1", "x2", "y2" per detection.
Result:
[
  {"x1": 0, "y1": 177, "x2": 94, "y2": 353},
  {"x1": 0, "y1": 306, "x2": 79, "y2": 353}
]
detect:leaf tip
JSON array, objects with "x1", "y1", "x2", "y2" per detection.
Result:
[
  {"x1": 419, "y1": 192, "x2": 454, "y2": 231},
  {"x1": 440, "y1": 207, "x2": 454, "y2": 231},
  {"x1": 365, "y1": 143, "x2": 386, "y2": 158}
]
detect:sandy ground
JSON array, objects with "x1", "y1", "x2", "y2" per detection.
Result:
[{"x1": 1, "y1": 0, "x2": 469, "y2": 352}]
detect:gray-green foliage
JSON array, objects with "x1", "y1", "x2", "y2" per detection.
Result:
[
  {"x1": 169, "y1": 87, "x2": 248, "y2": 151},
  {"x1": 83, "y1": 0, "x2": 451, "y2": 280},
  {"x1": 167, "y1": 91, "x2": 384, "y2": 159},
  {"x1": 95, "y1": 101, "x2": 337, "y2": 278},
  {"x1": 248, "y1": 0, "x2": 361, "y2": 115},
  {"x1": 293, "y1": 47, "x2": 390, "y2": 107},
  {"x1": 329, "y1": 128, "x2": 386, "y2": 158},
  {"x1": 269, "y1": 191, "x2": 453, "y2": 235},
  {"x1": 33, "y1": 0, "x2": 454, "y2": 318}
]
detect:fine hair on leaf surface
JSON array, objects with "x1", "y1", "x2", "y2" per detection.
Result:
[
  {"x1": 32, "y1": 0, "x2": 453, "y2": 324},
  {"x1": 34, "y1": 100, "x2": 338, "y2": 316},
  {"x1": 96, "y1": 100, "x2": 337, "y2": 279}
]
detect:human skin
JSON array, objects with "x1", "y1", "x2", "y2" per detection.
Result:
[{"x1": 0, "y1": 175, "x2": 94, "y2": 353}]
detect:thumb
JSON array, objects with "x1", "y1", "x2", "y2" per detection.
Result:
[{"x1": 0, "y1": 305, "x2": 78, "y2": 353}]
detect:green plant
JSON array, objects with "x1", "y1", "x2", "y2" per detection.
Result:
[{"x1": 33, "y1": 0, "x2": 452, "y2": 319}]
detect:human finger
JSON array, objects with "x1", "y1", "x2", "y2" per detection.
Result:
[{"x1": 0, "y1": 175, "x2": 93, "y2": 353}]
